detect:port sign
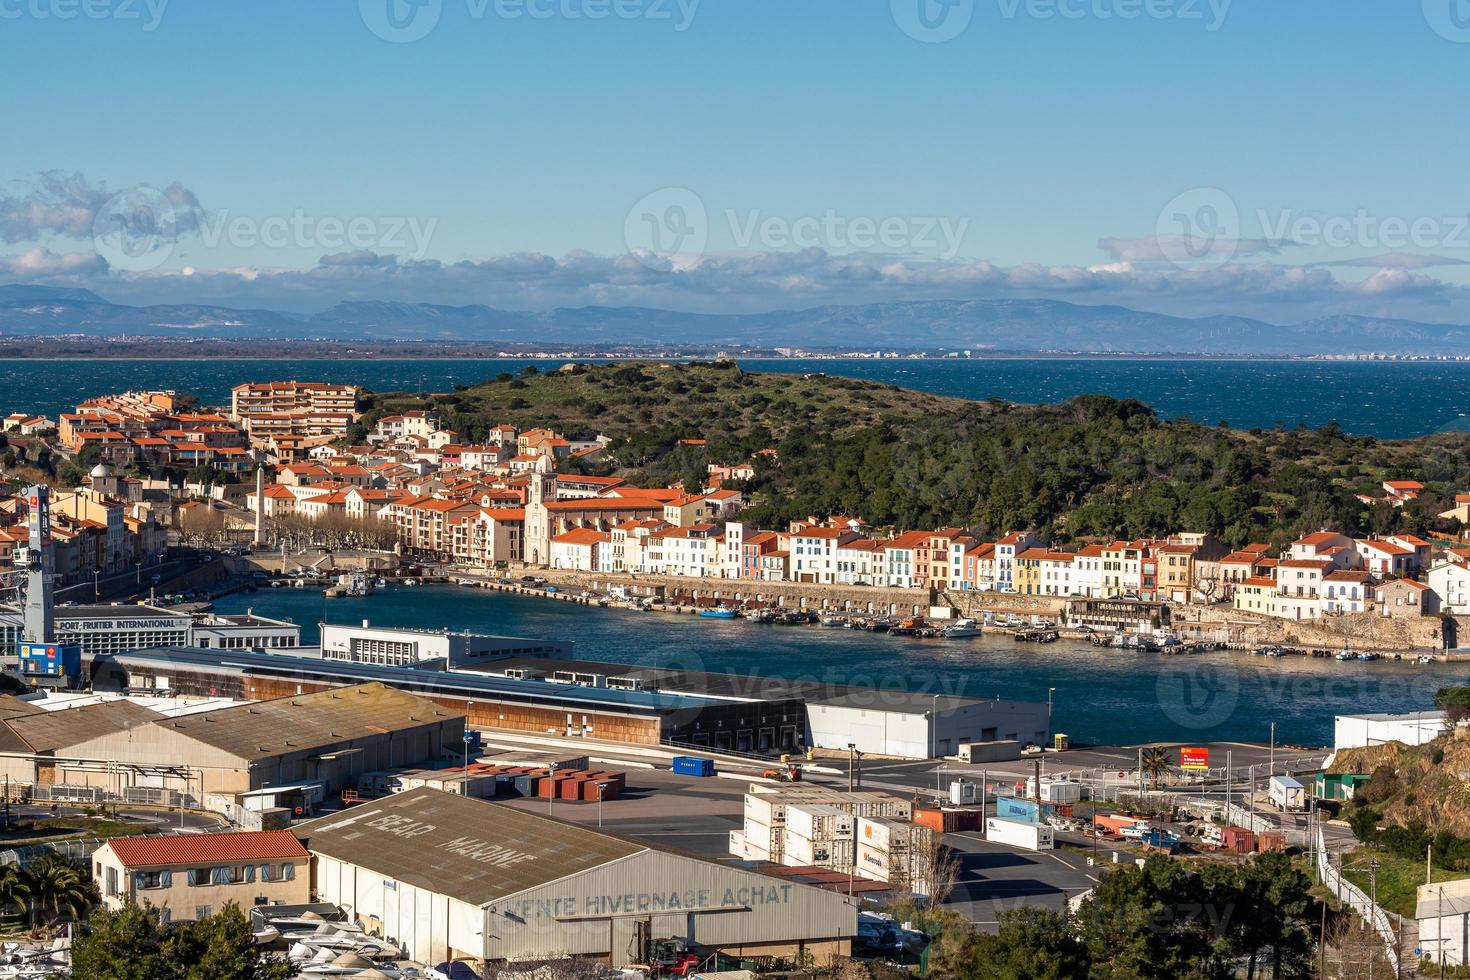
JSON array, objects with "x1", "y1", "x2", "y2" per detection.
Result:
[{"x1": 1180, "y1": 746, "x2": 1210, "y2": 770}]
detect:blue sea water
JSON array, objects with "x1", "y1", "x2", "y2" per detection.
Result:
[
  {"x1": 4, "y1": 357, "x2": 1470, "y2": 438},
  {"x1": 214, "y1": 585, "x2": 1461, "y2": 747}
]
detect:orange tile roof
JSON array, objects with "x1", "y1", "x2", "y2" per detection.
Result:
[
  {"x1": 105, "y1": 829, "x2": 307, "y2": 867},
  {"x1": 553, "y1": 528, "x2": 611, "y2": 546}
]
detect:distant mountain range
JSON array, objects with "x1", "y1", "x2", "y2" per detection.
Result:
[{"x1": 2, "y1": 284, "x2": 1468, "y2": 355}]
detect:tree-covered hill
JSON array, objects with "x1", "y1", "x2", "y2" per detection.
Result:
[{"x1": 365, "y1": 361, "x2": 1470, "y2": 548}]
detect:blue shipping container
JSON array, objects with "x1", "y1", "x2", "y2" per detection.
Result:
[
  {"x1": 672, "y1": 756, "x2": 715, "y2": 777},
  {"x1": 996, "y1": 797, "x2": 1044, "y2": 823}
]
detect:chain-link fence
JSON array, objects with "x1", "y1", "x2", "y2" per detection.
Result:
[{"x1": 1316, "y1": 826, "x2": 1399, "y2": 976}]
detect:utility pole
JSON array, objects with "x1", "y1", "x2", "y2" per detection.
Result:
[
  {"x1": 1225, "y1": 750, "x2": 1232, "y2": 821},
  {"x1": 1269, "y1": 721, "x2": 1276, "y2": 777},
  {"x1": 1368, "y1": 857, "x2": 1380, "y2": 980},
  {"x1": 847, "y1": 744, "x2": 856, "y2": 794}
]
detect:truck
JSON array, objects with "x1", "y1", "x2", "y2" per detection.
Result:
[
  {"x1": 986, "y1": 815, "x2": 1055, "y2": 851},
  {"x1": 1269, "y1": 775, "x2": 1305, "y2": 812},
  {"x1": 671, "y1": 756, "x2": 716, "y2": 777}
]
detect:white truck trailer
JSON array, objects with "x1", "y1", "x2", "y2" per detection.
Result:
[
  {"x1": 986, "y1": 816, "x2": 1055, "y2": 851},
  {"x1": 1269, "y1": 775, "x2": 1306, "y2": 812}
]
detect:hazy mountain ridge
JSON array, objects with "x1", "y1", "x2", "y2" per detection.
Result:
[{"x1": 1, "y1": 285, "x2": 1467, "y2": 354}]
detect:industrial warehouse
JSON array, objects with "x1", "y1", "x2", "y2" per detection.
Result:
[
  {"x1": 0, "y1": 682, "x2": 464, "y2": 807},
  {"x1": 82, "y1": 640, "x2": 1049, "y2": 759},
  {"x1": 296, "y1": 787, "x2": 857, "y2": 968}
]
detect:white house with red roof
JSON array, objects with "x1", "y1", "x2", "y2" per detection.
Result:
[
  {"x1": 1382, "y1": 480, "x2": 1424, "y2": 505},
  {"x1": 1355, "y1": 538, "x2": 1415, "y2": 577},
  {"x1": 550, "y1": 526, "x2": 609, "y2": 571},
  {"x1": 1322, "y1": 569, "x2": 1375, "y2": 614}
]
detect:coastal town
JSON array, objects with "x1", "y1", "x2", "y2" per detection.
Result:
[
  {"x1": 6, "y1": 381, "x2": 1470, "y2": 648},
  {"x1": 0, "y1": 375, "x2": 1461, "y2": 978}
]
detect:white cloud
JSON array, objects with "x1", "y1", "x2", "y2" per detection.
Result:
[
  {"x1": 0, "y1": 171, "x2": 206, "y2": 245},
  {"x1": 0, "y1": 247, "x2": 109, "y2": 277}
]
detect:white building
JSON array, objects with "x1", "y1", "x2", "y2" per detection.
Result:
[
  {"x1": 549, "y1": 527, "x2": 608, "y2": 571},
  {"x1": 805, "y1": 692, "x2": 1051, "y2": 759},
  {"x1": 790, "y1": 528, "x2": 858, "y2": 585},
  {"x1": 994, "y1": 531, "x2": 1040, "y2": 593},
  {"x1": 1333, "y1": 711, "x2": 1447, "y2": 753},
  {"x1": 1419, "y1": 879, "x2": 1470, "y2": 970},
  {"x1": 319, "y1": 622, "x2": 571, "y2": 668},
  {"x1": 1429, "y1": 559, "x2": 1470, "y2": 615}
]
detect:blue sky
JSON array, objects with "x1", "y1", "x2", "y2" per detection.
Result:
[{"x1": 3, "y1": 1, "x2": 1470, "y2": 321}]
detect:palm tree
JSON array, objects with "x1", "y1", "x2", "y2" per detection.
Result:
[
  {"x1": 1140, "y1": 746, "x2": 1173, "y2": 786},
  {"x1": 0, "y1": 864, "x2": 30, "y2": 924},
  {"x1": 25, "y1": 855, "x2": 95, "y2": 928}
]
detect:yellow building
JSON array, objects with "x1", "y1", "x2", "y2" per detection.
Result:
[{"x1": 94, "y1": 829, "x2": 309, "y2": 921}]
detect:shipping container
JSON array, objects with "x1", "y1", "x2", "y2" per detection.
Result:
[
  {"x1": 996, "y1": 797, "x2": 1044, "y2": 824},
  {"x1": 949, "y1": 781, "x2": 977, "y2": 806},
  {"x1": 1222, "y1": 827, "x2": 1256, "y2": 854},
  {"x1": 1256, "y1": 831, "x2": 1286, "y2": 853},
  {"x1": 914, "y1": 807, "x2": 985, "y2": 834},
  {"x1": 957, "y1": 740, "x2": 1023, "y2": 763},
  {"x1": 1024, "y1": 778, "x2": 1085, "y2": 804},
  {"x1": 986, "y1": 816, "x2": 1054, "y2": 851},
  {"x1": 785, "y1": 832, "x2": 855, "y2": 869},
  {"x1": 787, "y1": 804, "x2": 855, "y2": 841},
  {"x1": 672, "y1": 756, "x2": 715, "y2": 777}
]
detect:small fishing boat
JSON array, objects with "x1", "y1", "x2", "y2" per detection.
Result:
[
  {"x1": 819, "y1": 615, "x2": 847, "y2": 628},
  {"x1": 1356, "y1": 651, "x2": 1381, "y2": 662},
  {"x1": 1335, "y1": 650, "x2": 1355, "y2": 661},
  {"x1": 699, "y1": 606, "x2": 739, "y2": 619},
  {"x1": 889, "y1": 617, "x2": 924, "y2": 636}
]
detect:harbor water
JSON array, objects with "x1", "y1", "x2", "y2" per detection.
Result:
[{"x1": 213, "y1": 584, "x2": 1462, "y2": 748}]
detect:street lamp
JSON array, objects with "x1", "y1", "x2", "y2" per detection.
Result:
[
  {"x1": 931, "y1": 694, "x2": 941, "y2": 794},
  {"x1": 597, "y1": 782, "x2": 611, "y2": 828},
  {"x1": 547, "y1": 762, "x2": 558, "y2": 817}
]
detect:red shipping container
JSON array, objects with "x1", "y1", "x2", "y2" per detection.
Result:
[
  {"x1": 1223, "y1": 827, "x2": 1256, "y2": 853},
  {"x1": 1256, "y1": 832, "x2": 1286, "y2": 853}
]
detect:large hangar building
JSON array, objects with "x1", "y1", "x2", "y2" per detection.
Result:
[{"x1": 297, "y1": 788, "x2": 856, "y2": 968}]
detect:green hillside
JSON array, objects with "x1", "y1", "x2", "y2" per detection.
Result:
[{"x1": 363, "y1": 361, "x2": 1470, "y2": 547}]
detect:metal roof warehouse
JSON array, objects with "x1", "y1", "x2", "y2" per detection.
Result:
[{"x1": 295, "y1": 787, "x2": 856, "y2": 969}]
